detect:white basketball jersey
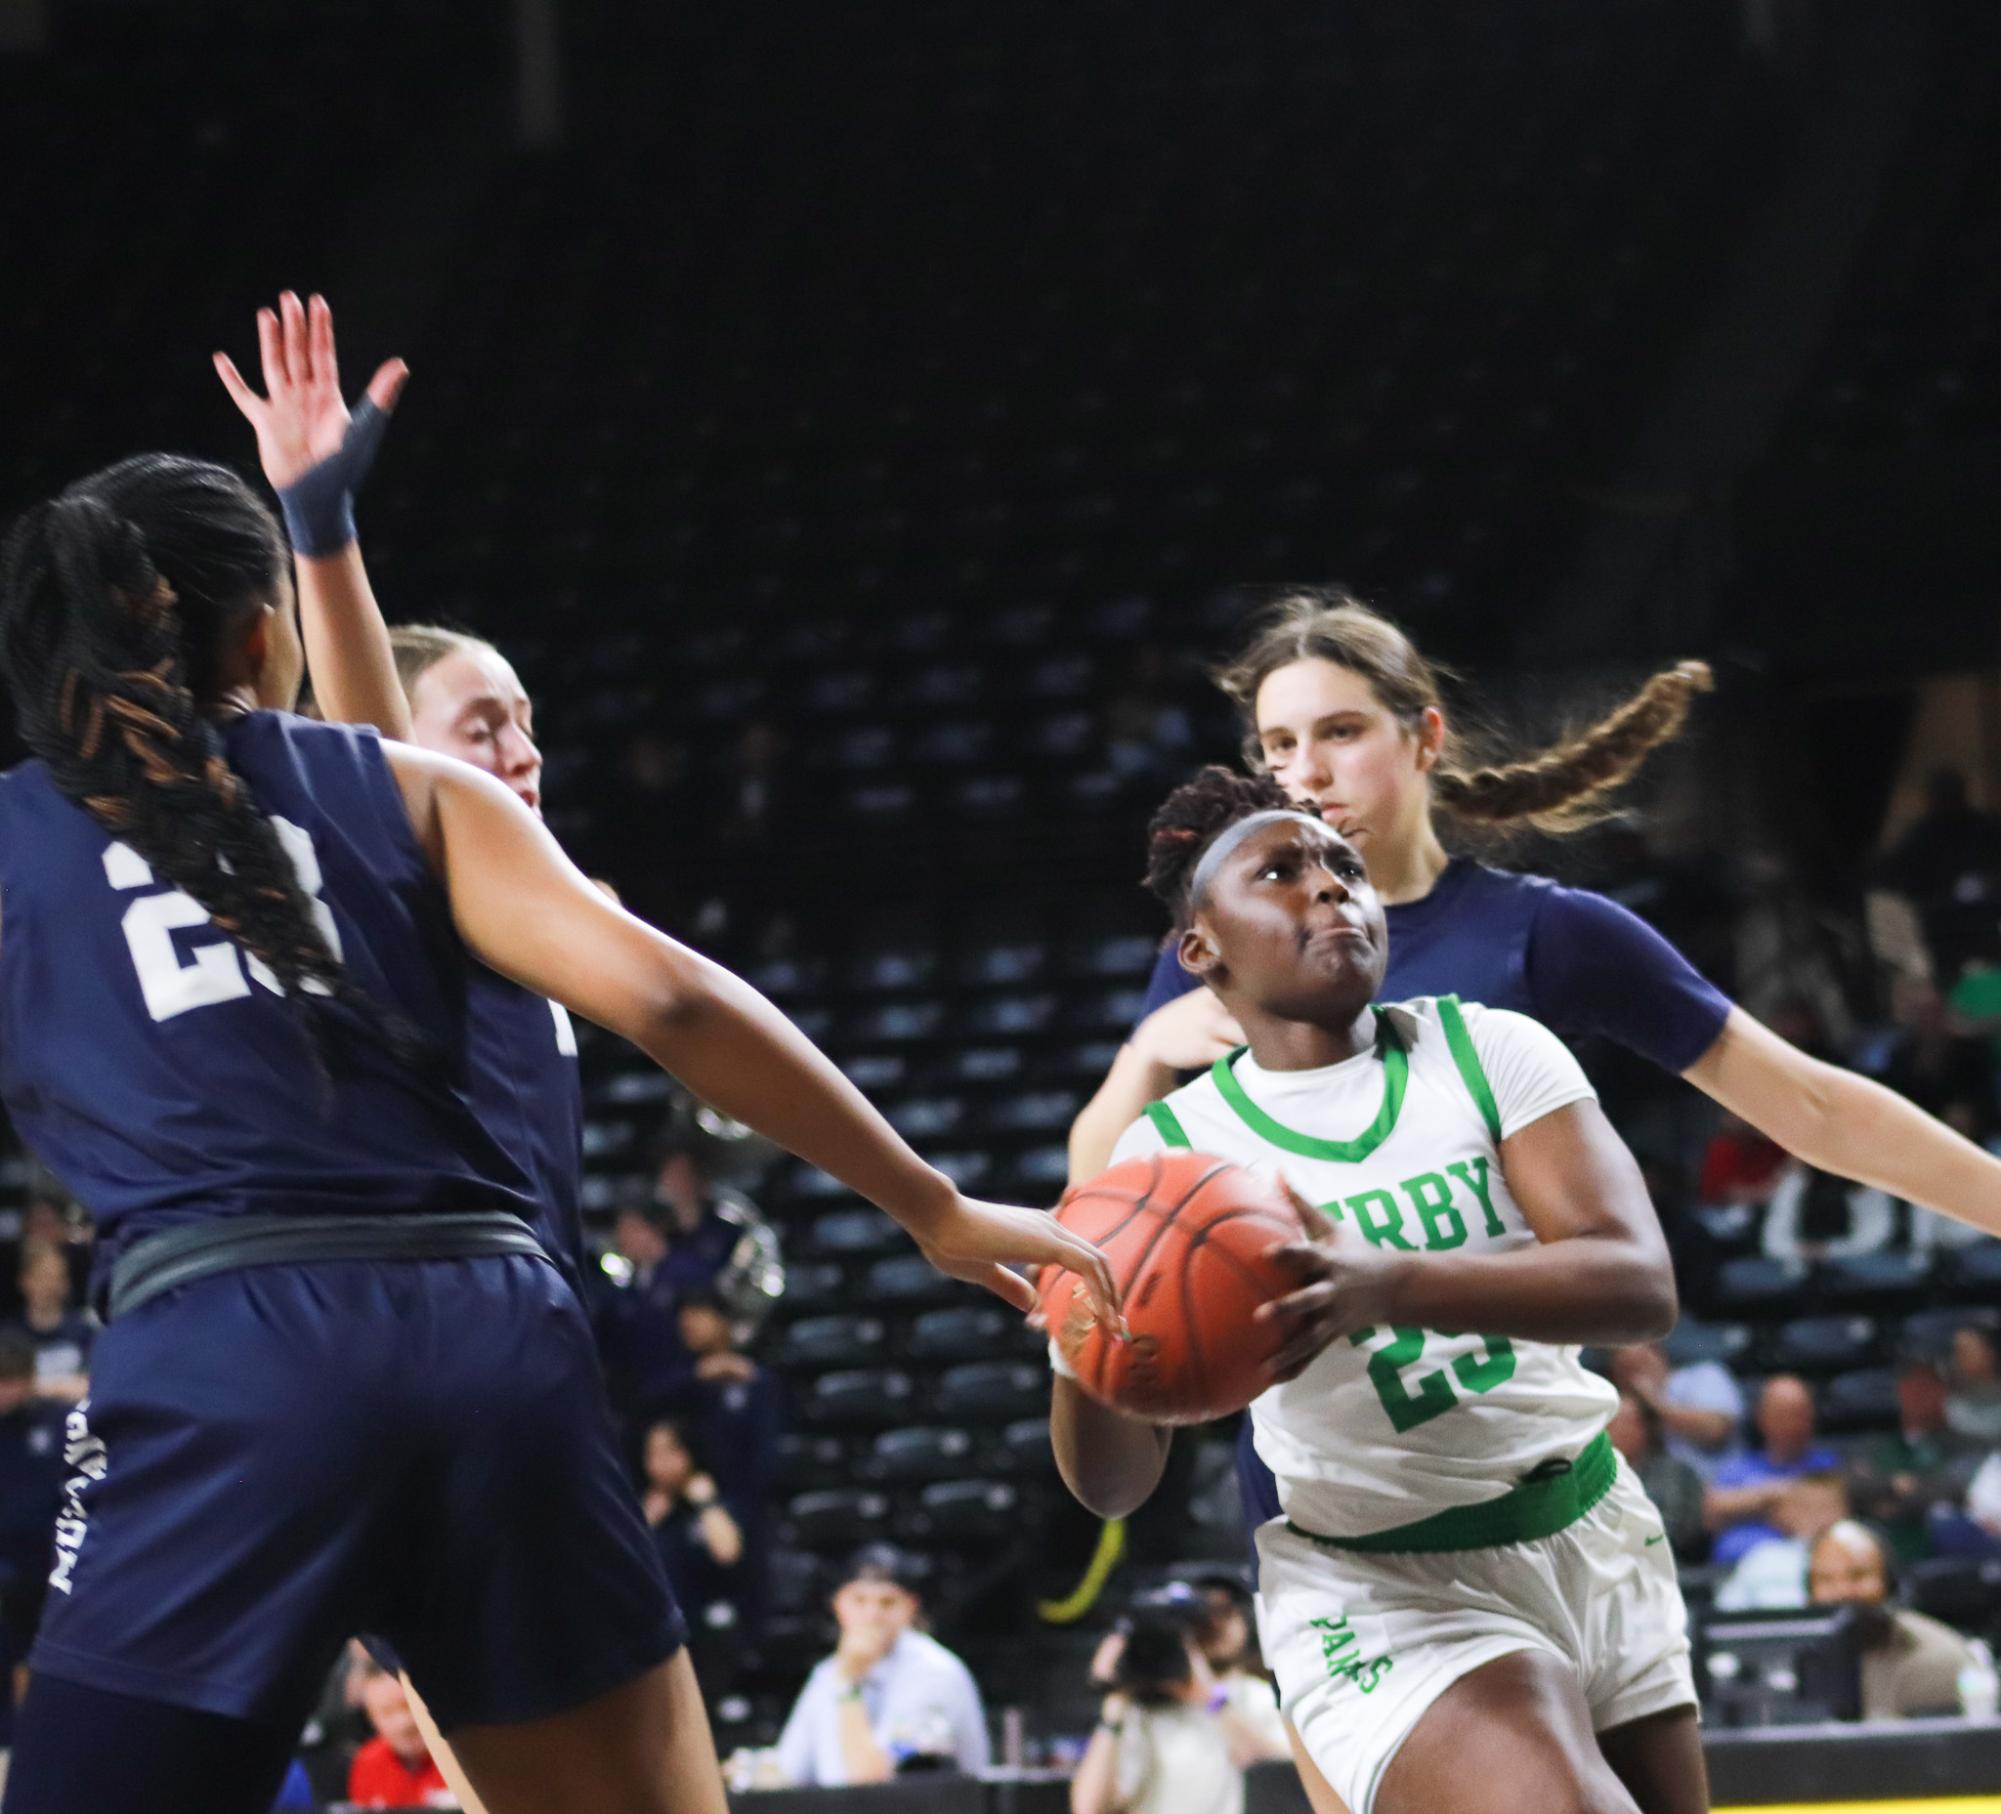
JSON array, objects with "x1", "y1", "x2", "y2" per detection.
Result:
[{"x1": 1110, "y1": 996, "x2": 1618, "y2": 1540}]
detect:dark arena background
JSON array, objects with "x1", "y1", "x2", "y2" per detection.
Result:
[{"x1": 2, "y1": 0, "x2": 2000, "y2": 1810}]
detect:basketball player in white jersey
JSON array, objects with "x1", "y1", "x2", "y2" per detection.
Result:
[{"x1": 1050, "y1": 768, "x2": 1706, "y2": 1814}]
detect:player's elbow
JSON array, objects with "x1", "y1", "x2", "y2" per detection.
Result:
[{"x1": 1614, "y1": 1254, "x2": 1679, "y2": 1344}]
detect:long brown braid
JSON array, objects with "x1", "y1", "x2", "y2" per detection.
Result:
[
  {"x1": 0, "y1": 455, "x2": 427, "y2": 1075},
  {"x1": 1215, "y1": 589, "x2": 1713, "y2": 837}
]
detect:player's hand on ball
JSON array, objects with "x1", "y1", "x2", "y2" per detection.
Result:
[
  {"x1": 914, "y1": 1193, "x2": 1123, "y2": 1330},
  {"x1": 1132, "y1": 987, "x2": 1245, "y2": 1073},
  {"x1": 1257, "y1": 1194, "x2": 1404, "y2": 1382},
  {"x1": 214, "y1": 291, "x2": 407, "y2": 492}
]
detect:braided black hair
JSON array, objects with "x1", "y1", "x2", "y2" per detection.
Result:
[
  {"x1": 0, "y1": 453, "x2": 425, "y2": 1079},
  {"x1": 1143, "y1": 765, "x2": 1293, "y2": 923}
]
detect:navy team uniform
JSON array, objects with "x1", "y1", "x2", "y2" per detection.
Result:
[
  {"x1": 1135, "y1": 856, "x2": 1733, "y2": 1540},
  {"x1": 0, "y1": 713, "x2": 683, "y2": 1750}
]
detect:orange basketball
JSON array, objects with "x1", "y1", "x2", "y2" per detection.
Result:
[{"x1": 1039, "y1": 1151, "x2": 1311, "y2": 1425}]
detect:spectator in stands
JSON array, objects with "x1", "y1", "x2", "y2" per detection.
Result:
[
  {"x1": 1881, "y1": 769, "x2": 2001, "y2": 981},
  {"x1": 345, "y1": 1653, "x2": 449, "y2": 1808},
  {"x1": 1133, "y1": 1580, "x2": 1287, "y2": 1768},
  {"x1": 595, "y1": 1200, "x2": 693, "y2": 1417},
  {"x1": 1608, "y1": 1389, "x2": 1707, "y2": 1561},
  {"x1": 1946, "y1": 1326, "x2": 2001, "y2": 1445},
  {"x1": 8, "y1": 1245, "x2": 90, "y2": 1403},
  {"x1": 1851, "y1": 1354, "x2": 1982, "y2": 1563},
  {"x1": 1870, "y1": 977, "x2": 1993, "y2": 1122},
  {"x1": 775, "y1": 1546, "x2": 989, "y2": 1786},
  {"x1": 1949, "y1": 932, "x2": 2001, "y2": 1097},
  {"x1": 0, "y1": 1331, "x2": 65, "y2": 1701},
  {"x1": 639, "y1": 1416, "x2": 745, "y2": 1687},
  {"x1": 1697, "y1": 1109, "x2": 1788, "y2": 1209},
  {"x1": 1610, "y1": 1339, "x2": 1745, "y2": 1479},
  {"x1": 649, "y1": 1126, "x2": 762, "y2": 1299},
  {"x1": 1073, "y1": 1602, "x2": 1245, "y2": 1814},
  {"x1": 15, "y1": 1195, "x2": 89, "y2": 1304},
  {"x1": 1760, "y1": 1161, "x2": 1897, "y2": 1264},
  {"x1": 1809, "y1": 1519, "x2": 1984, "y2": 1718},
  {"x1": 669, "y1": 1288, "x2": 783, "y2": 1514},
  {"x1": 1708, "y1": 1374, "x2": 1841, "y2": 1564},
  {"x1": 1715, "y1": 1472, "x2": 1851, "y2": 1610}
]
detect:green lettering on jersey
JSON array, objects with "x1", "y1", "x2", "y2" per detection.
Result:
[
  {"x1": 1446, "y1": 1157, "x2": 1506, "y2": 1239},
  {"x1": 1402, "y1": 1171, "x2": 1465, "y2": 1250},
  {"x1": 1343, "y1": 1188, "x2": 1415, "y2": 1251}
]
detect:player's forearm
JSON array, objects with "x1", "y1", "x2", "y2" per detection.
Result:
[
  {"x1": 295, "y1": 547, "x2": 413, "y2": 740},
  {"x1": 633, "y1": 955, "x2": 956, "y2": 1234},
  {"x1": 1069, "y1": 1046, "x2": 1176, "y2": 1183},
  {"x1": 1689, "y1": 1010, "x2": 2001, "y2": 1237},
  {"x1": 1794, "y1": 1067, "x2": 2001, "y2": 1236},
  {"x1": 1050, "y1": 1375, "x2": 1171, "y2": 1518},
  {"x1": 1383, "y1": 1235, "x2": 1677, "y2": 1347}
]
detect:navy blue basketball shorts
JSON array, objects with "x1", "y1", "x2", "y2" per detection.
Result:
[{"x1": 29, "y1": 1252, "x2": 685, "y2": 1732}]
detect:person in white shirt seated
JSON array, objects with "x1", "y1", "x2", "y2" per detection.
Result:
[
  {"x1": 1073, "y1": 1603, "x2": 1249, "y2": 1814},
  {"x1": 1186, "y1": 1572, "x2": 1291, "y2": 1765},
  {"x1": 775, "y1": 1545, "x2": 991, "y2": 1786},
  {"x1": 1714, "y1": 1473, "x2": 1852, "y2": 1611}
]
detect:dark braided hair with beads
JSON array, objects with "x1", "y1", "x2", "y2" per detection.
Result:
[
  {"x1": 0, "y1": 453, "x2": 426, "y2": 1076},
  {"x1": 1143, "y1": 764, "x2": 1296, "y2": 925}
]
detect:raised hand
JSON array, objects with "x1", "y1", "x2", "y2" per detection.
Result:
[
  {"x1": 1133, "y1": 986, "x2": 1245, "y2": 1073},
  {"x1": 215, "y1": 292, "x2": 406, "y2": 494},
  {"x1": 1257, "y1": 1188, "x2": 1404, "y2": 1382},
  {"x1": 913, "y1": 1192, "x2": 1123, "y2": 1328}
]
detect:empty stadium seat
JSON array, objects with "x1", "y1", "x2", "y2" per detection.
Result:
[
  {"x1": 933, "y1": 1361, "x2": 1048, "y2": 1422},
  {"x1": 1819, "y1": 1367, "x2": 1900, "y2": 1433},
  {"x1": 785, "y1": 1488, "x2": 892, "y2": 1550},
  {"x1": 905, "y1": 1305, "x2": 1023, "y2": 1361},
  {"x1": 871, "y1": 1426, "x2": 978, "y2": 1482},
  {"x1": 1765, "y1": 1314, "x2": 1877, "y2": 1376},
  {"x1": 806, "y1": 1368, "x2": 915, "y2": 1428},
  {"x1": 769, "y1": 1314, "x2": 886, "y2": 1371},
  {"x1": 911, "y1": 1479, "x2": 1022, "y2": 1544}
]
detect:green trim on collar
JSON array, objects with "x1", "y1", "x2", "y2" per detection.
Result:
[{"x1": 1210, "y1": 1009, "x2": 1407, "y2": 1163}]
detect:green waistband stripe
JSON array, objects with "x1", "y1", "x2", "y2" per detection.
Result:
[
  {"x1": 1436, "y1": 994, "x2": 1503, "y2": 1148},
  {"x1": 1287, "y1": 1432, "x2": 1617, "y2": 1555},
  {"x1": 1144, "y1": 1100, "x2": 1193, "y2": 1150}
]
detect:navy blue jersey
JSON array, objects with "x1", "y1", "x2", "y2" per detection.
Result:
[
  {"x1": 0, "y1": 712, "x2": 542, "y2": 1271},
  {"x1": 464, "y1": 964, "x2": 585, "y2": 1277},
  {"x1": 1138, "y1": 857, "x2": 1732, "y2": 1073}
]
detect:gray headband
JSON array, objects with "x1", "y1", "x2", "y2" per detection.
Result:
[{"x1": 1187, "y1": 809, "x2": 1319, "y2": 909}]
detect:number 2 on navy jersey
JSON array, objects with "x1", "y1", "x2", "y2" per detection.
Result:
[{"x1": 102, "y1": 818, "x2": 342, "y2": 1023}]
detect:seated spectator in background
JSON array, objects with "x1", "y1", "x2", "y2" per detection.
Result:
[
  {"x1": 1708, "y1": 1375, "x2": 1841, "y2": 1565},
  {"x1": 595, "y1": 1201, "x2": 694, "y2": 1417},
  {"x1": 1609, "y1": 1388, "x2": 1707, "y2": 1561},
  {"x1": 1851, "y1": 1354, "x2": 1982, "y2": 1563},
  {"x1": 1715, "y1": 1473, "x2": 1851, "y2": 1610},
  {"x1": 1189, "y1": 1571, "x2": 1286, "y2": 1761},
  {"x1": 640, "y1": 1417, "x2": 746, "y2": 1688},
  {"x1": 1946, "y1": 934, "x2": 2001, "y2": 1080},
  {"x1": 1870, "y1": 977, "x2": 1994, "y2": 1121},
  {"x1": 1697, "y1": 1111, "x2": 1788, "y2": 1209},
  {"x1": 1809, "y1": 1519, "x2": 1984, "y2": 1718},
  {"x1": 669, "y1": 1289, "x2": 783, "y2": 1514},
  {"x1": 1611, "y1": 1339, "x2": 1744, "y2": 1480},
  {"x1": 649, "y1": 1129, "x2": 746, "y2": 1298},
  {"x1": 1760, "y1": 1163, "x2": 1896, "y2": 1265},
  {"x1": 9, "y1": 1245, "x2": 90, "y2": 1403},
  {"x1": 1946, "y1": 1326, "x2": 2001, "y2": 1446},
  {"x1": 15, "y1": 1196, "x2": 89, "y2": 1305},
  {"x1": 1073, "y1": 1606, "x2": 1244, "y2": 1814},
  {"x1": 1881, "y1": 768, "x2": 2001, "y2": 982},
  {"x1": 346, "y1": 1655, "x2": 449, "y2": 1808},
  {"x1": 776, "y1": 1546, "x2": 989, "y2": 1787},
  {"x1": 0, "y1": 1332, "x2": 65, "y2": 1702}
]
